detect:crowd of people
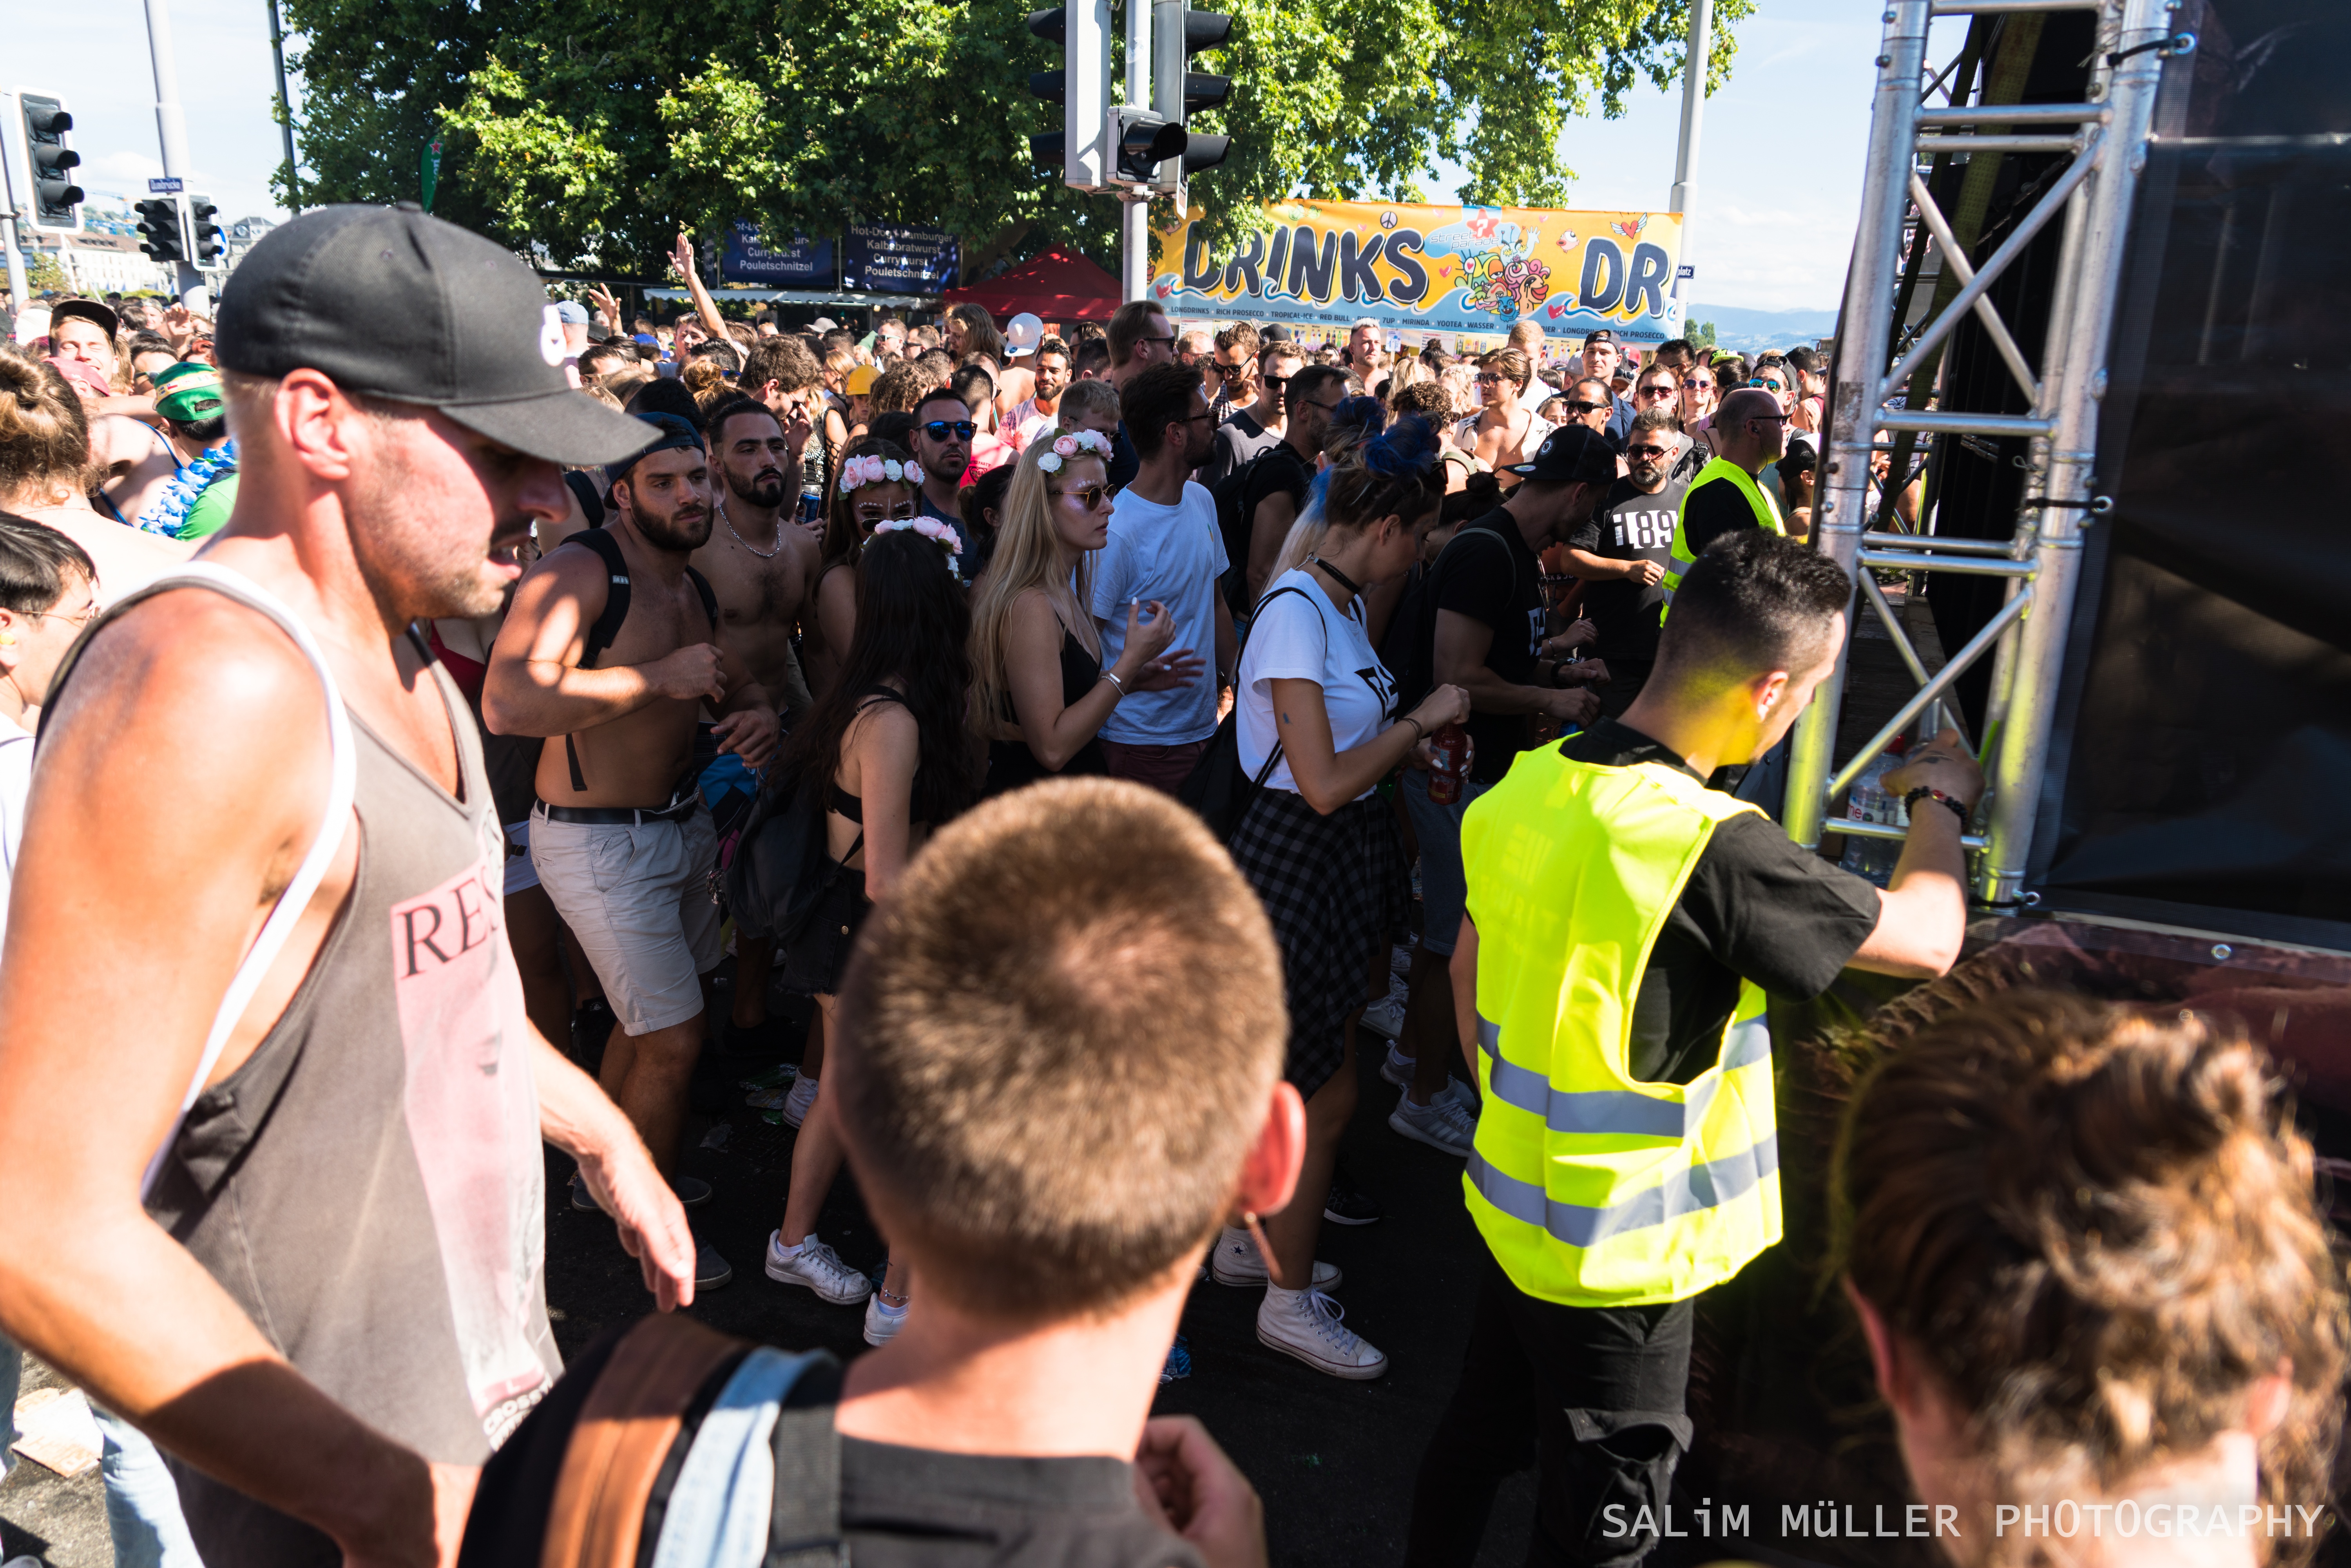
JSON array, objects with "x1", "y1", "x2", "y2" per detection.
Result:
[{"x1": 0, "y1": 204, "x2": 2337, "y2": 1568}]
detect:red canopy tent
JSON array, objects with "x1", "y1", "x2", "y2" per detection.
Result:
[{"x1": 938, "y1": 248, "x2": 1121, "y2": 323}]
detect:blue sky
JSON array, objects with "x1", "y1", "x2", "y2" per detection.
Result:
[{"x1": 22, "y1": 0, "x2": 1953, "y2": 313}]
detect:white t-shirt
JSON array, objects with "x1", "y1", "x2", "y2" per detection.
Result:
[
  {"x1": 1236, "y1": 572, "x2": 1398, "y2": 800},
  {"x1": 1092, "y1": 481, "x2": 1230, "y2": 746},
  {"x1": 0, "y1": 726, "x2": 34, "y2": 952}
]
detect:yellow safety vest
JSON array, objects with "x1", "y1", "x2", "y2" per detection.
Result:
[
  {"x1": 1659, "y1": 456, "x2": 1784, "y2": 616},
  {"x1": 1459, "y1": 748, "x2": 1781, "y2": 1308}
]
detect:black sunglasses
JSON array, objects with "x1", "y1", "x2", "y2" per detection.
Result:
[
  {"x1": 1261, "y1": 374, "x2": 1289, "y2": 387},
  {"x1": 1626, "y1": 444, "x2": 1672, "y2": 460},
  {"x1": 921, "y1": 420, "x2": 978, "y2": 441},
  {"x1": 1564, "y1": 399, "x2": 1606, "y2": 415}
]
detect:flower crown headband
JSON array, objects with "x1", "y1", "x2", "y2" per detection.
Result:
[
  {"x1": 872, "y1": 516, "x2": 962, "y2": 559},
  {"x1": 1035, "y1": 429, "x2": 1114, "y2": 474},
  {"x1": 839, "y1": 453, "x2": 925, "y2": 494}
]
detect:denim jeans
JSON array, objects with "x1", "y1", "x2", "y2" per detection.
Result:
[{"x1": 94, "y1": 1405, "x2": 206, "y2": 1568}]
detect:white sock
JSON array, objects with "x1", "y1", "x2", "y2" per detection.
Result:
[
  {"x1": 873, "y1": 1293, "x2": 908, "y2": 1318},
  {"x1": 777, "y1": 1234, "x2": 810, "y2": 1257},
  {"x1": 1266, "y1": 1283, "x2": 1306, "y2": 1311}
]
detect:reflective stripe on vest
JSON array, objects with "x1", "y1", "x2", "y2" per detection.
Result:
[
  {"x1": 1459, "y1": 752, "x2": 1783, "y2": 1308},
  {"x1": 1659, "y1": 457, "x2": 1786, "y2": 613}
]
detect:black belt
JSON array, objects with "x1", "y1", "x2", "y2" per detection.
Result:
[{"x1": 534, "y1": 789, "x2": 703, "y2": 827}]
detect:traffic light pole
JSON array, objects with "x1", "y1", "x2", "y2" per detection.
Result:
[
  {"x1": 1120, "y1": 0, "x2": 1150, "y2": 302},
  {"x1": 142, "y1": 0, "x2": 209, "y2": 313},
  {"x1": 0, "y1": 97, "x2": 29, "y2": 314}
]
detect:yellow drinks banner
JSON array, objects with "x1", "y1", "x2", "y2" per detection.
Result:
[{"x1": 1154, "y1": 200, "x2": 1686, "y2": 345}]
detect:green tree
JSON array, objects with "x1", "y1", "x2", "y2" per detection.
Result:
[
  {"x1": 1690, "y1": 318, "x2": 1716, "y2": 347},
  {"x1": 280, "y1": 0, "x2": 1746, "y2": 277}
]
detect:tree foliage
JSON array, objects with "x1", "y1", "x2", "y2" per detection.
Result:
[{"x1": 280, "y1": 0, "x2": 1746, "y2": 276}]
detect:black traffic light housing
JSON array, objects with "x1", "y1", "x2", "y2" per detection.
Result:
[
  {"x1": 189, "y1": 196, "x2": 224, "y2": 264},
  {"x1": 136, "y1": 197, "x2": 186, "y2": 264},
  {"x1": 1148, "y1": 5, "x2": 1232, "y2": 188},
  {"x1": 20, "y1": 94, "x2": 83, "y2": 229},
  {"x1": 1114, "y1": 112, "x2": 1187, "y2": 183}
]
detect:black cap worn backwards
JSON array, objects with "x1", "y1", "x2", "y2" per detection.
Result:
[
  {"x1": 215, "y1": 203, "x2": 654, "y2": 468},
  {"x1": 1503, "y1": 422, "x2": 1619, "y2": 485}
]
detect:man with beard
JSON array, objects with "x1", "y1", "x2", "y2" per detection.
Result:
[
  {"x1": 907, "y1": 385, "x2": 978, "y2": 576},
  {"x1": 1090, "y1": 362, "x2": 1232, "y2": 792},
  {"x1": 487, "y1": 410, "x2": 781, "y2": 1294},
  {"x1": 1566, "y1": 407, "x2": 1687, "y2": 714},
  {"x1": 688, "y1": 395, "x2": 817, "y2": 1043},
  {"x1": 0, "y1": 206, "x2": 695, "y2": 1567}
]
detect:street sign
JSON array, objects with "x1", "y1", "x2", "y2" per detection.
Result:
[
  {"x1": 1677, "y1": 264, "x2": 1695, "y2": 279},
  {"x1": 148, "y1": 177, "x2": 184, "y2": 193}
]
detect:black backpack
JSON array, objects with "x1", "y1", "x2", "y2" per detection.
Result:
[
  {"x1": 557, "y1": 528, "x2": 718, "y2": 793},
  {"x1": 1208, "y1": 447, "x2": 1289, "y2": 616}
]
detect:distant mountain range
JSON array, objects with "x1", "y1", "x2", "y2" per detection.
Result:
[{"x1": 1686, "y1": 304, "x2": 1838, "y2": 353}]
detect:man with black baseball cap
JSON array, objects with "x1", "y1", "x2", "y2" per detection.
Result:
[
  {"x1": 0, "y1": 203, "x2": 694, "y2": 1568},
  {"x1": 1391, "y1": 423, "x2": 1617, "y2": 1117}
]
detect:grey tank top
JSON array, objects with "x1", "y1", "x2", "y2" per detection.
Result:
[{"x1": 50, "y1": 571, "x2": 558, "y2": 1565}]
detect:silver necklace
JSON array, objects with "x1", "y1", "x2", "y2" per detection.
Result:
[{"x1": 726, "y1": 510, "x2": 785, "y2": 559}]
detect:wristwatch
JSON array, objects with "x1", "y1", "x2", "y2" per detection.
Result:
[{"x1": 1904, "y1": 786, "x2": 1971, "y2": 828}]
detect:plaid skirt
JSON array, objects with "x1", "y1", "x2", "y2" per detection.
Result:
[{"x1": 1230, "y1": 787, "x2": 1412, "y2": 1099}]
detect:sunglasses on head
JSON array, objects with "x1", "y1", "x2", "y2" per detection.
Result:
[
  {"x1": 1052, "y1": 482, "x2": 1112, "y2": 511},
  {"x1": 922, "y1": 420, "x2": 978, "y2": 441}
]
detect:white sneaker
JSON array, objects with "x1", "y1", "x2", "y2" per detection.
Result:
[
  {"x1": 1379, "y1": 1041, "x2": 1416, "y2": 1088},
  {"x1": 1208, "y1": 1225, "x2": 1340, "y2": 1291},
  {"x1": 1360, "y1": 992, "x2": 1408, "y2": 1041},
  {"x1": 1389, "y1": 942, "x2": 1416, "y2": 978},
  {"x1": 780, "y1": 1074, "x2": 820, "y2": 1129},
  {"x1": 863, "y1": 1291, "x2": 909, "y2": 1346},
  {"x1": 1257, "y1": 1287, "x2": 1387, "y2": 1380},
  {"x1": 763, "y1": 1231, "x2": 873, "y2": 1304},
  {"x1": 1389, "y1": 1086, "x2": 1479, "y2": 1157}
]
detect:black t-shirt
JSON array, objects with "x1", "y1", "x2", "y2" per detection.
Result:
[
  {"x1": 1679, "y1": 467, "x2": 1768, "y2": 561},
  {"x1": 1201, "y1": 408, "x2": 1280, "y2": 488},
  {"x1": 842, "y1": 1436, "x2": 1205, "y2": 1567},
  {"x1": 1428, "y1": 509, "x2": 1545, "y2": 785},
  {"x1": 1107, "y1": 421, "x2": 1139, "y2": 491},
  {"x1": 1560, "y1": 719, "x2": 1881, "y2": 1085},
  {"x1": 1228, "y1": 440, "x2": 1314, "y2": 612},
  {"x1": 1574, "y1": 472, "x2": 1690, "y2": 663}
]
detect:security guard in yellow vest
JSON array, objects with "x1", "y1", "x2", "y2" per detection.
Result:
[
  {"x1": 1404, "y1": 531, "x2": 1985, "y2": 1568},
  {"x1": 1660, "y1": 389, "x2": 1792, "y2": 616}
]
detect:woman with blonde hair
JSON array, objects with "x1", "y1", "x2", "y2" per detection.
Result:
[
  {"x1": 968, "y1": 429, "x2": 1193, "y2": 797},
  {"x1": 0, "y1": 344, "x2": 190, "y2": 597}
]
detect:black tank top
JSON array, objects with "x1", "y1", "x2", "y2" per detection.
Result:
[{"x1": 983, "y1": 627, "x2": 1110, "y2": 798}]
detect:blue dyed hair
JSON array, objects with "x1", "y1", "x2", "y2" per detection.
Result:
[{"x1": 1322, "y1": 414, "x2": 1445, "y2": 531}]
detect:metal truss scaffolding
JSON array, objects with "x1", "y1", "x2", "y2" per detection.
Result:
[{"x1": 1783, "y1": 0, "x2": 2187, "y2": 907}]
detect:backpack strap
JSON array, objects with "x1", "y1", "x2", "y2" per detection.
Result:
[
  {"x1": 766, "y1": 1358, "x2": 848, "y2": 1566},
  {"x1": 538, "y1": 1315, "x2": 748, "y2": 1568},
  {"x1": 1236, "y1": 583, "x2": 1320, "y2": 786},
  {"x1": 686, "y1": 565, "x2": 719, "y2": 635},
  {"x1": 560, "y1": 530, "x2": 633, "y2": 793}
]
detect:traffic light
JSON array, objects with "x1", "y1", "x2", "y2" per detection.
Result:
[
  {"x1": 1113, "y1": 110, "x2": 1186, "y2": 183},
  {"x1": 1027, "y1": 1, "x2": 1112, "y2": 191},
  {"x1": 136, "y1": 197, "x2": 186, "y2": 264},
  {"x1": 188, "y1": 195, "x2": 223, "y2": 264},
  {"x1": 19, "y1": 92, "x2": 83, "y2": 231},
  {"x1": 1147, "y1": 1, "x2": 1232, "y2": 191}
]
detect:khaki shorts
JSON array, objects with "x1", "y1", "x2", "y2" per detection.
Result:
[{"x1": 529, "y1": 805, "x2": 721, "y2": 1036}]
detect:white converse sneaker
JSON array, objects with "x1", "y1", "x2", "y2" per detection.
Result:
[
  {"x1": 1207, "y1": 1225, "x2": 1340, "y2": 1291},
  {"x1": 1379, "y1": 1041, "x2": 1416, "y2": 1088},
  {"x1": 863, "y1": 1291, "x2": 909, "y2": 1346},
  {"x1": 780, "y1": 1073, "x2": 820, "y2": 1129},
  {"x1": 763, "y1": 1231, "x2": 873, "y2": 1305},
  {"x1": 1257, "y1": 1287, "x2": 1387, "y2": 1380},
  {"x1": 1389, "y1": 1085, "x2": 1479, "y2": 1157}
]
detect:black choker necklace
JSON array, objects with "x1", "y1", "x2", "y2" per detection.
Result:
[{"x1": 1308, "y1": 554, "x2": 1364, "y2": 598}]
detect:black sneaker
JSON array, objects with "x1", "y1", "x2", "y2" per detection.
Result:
[{"x1": 1323, "y1": 1177, "x2": 1382, "y2": 1226}]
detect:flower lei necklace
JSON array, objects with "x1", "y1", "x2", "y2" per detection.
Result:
[
  {"x1": 136, "y1": 438, "x2": 238, "y2": 539},
  {"x1": 838, "y1": 453, "x2": 925, "y2": 494},
  {"x1": 1035, "y1": 429, "x2": 1113, "y2": 474}
]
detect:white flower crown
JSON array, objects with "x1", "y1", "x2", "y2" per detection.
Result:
[
  {"x1": 872, "y1": 516, "x2": 963, "y2": 558},
  {"x1": 839, "y1": 453, "x2": 925, "y2": 494},
  {"x1": 1035, "y1": 428, "x2": 1114, "y2": 474}
]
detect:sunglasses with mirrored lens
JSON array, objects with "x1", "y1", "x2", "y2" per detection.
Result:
[
  {"x1": 922, "y1": 420, "x2": 978, "y2": 441},
  {"x1": 1053, "y1": 483, "x2": 1112, "y2": 511}
]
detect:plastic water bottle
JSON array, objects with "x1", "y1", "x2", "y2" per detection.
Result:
[{"x1": 1839, "y1": 736, "x2": 1910, "y2": 887}]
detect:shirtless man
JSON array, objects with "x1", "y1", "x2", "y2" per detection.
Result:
[
  {"x1": 486, "y1": 411, "x2": 779, "y2": 1292},
  {"x1": 691, "y1": 394, "x2": 819, "y2": 1039}
]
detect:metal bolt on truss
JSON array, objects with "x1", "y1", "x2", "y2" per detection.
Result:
[{"x1": 1782, "y1": 0, "x2": 2175, "y2": 908}]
